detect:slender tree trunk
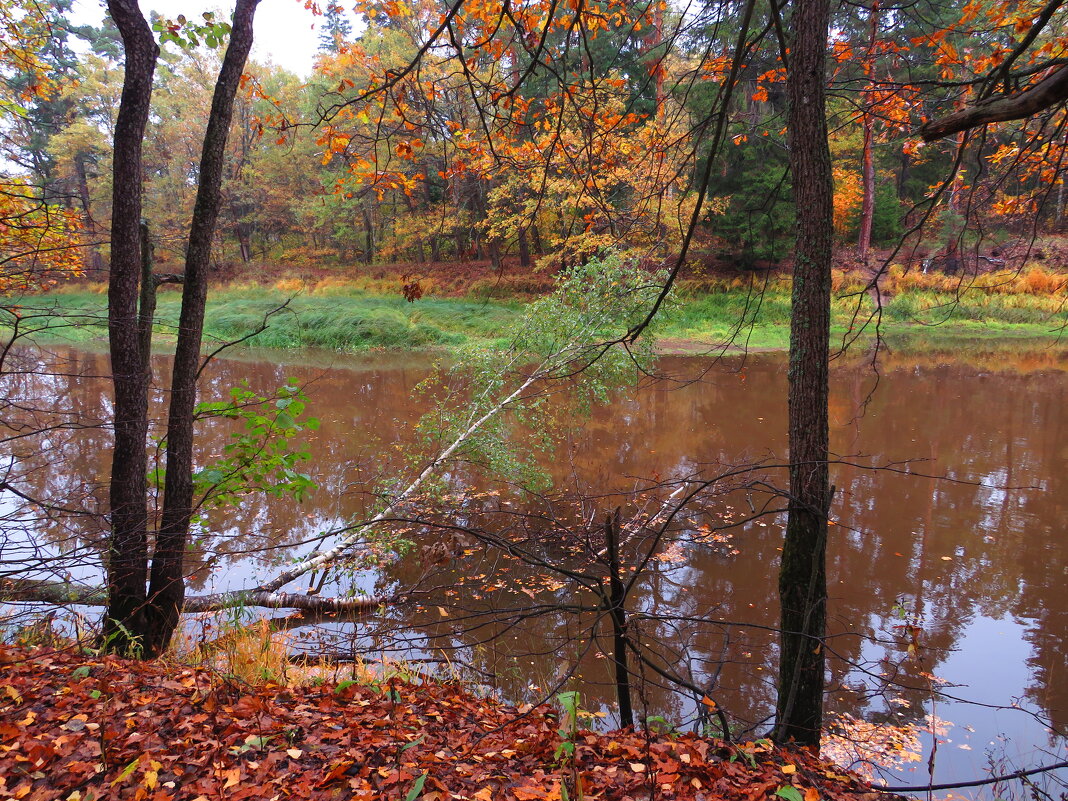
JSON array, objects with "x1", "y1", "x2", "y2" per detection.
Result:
[
  {"x1": 604, "y1": 510, "x2": 634, "y2": 729},
  {"x1": 1056, "y1": 129, "x2": 1067, "y2": 231},
  {"x1": 74, "y1": 154, "x2": 102, "y2": 272},
  {"x1": 362, "y1": 206, "x2": 374, "y2": 263},
  {"x1": 234, "y1": 215, "x2": 253, "y2": 263},
  {"x1": 531, "y1": 225, "x2": 545, "y2": 256},
  {"x1": 518, "y1": 228, "x2": 532, "y2": 268},
  {"x1": 1058, "y1": 175, "x2": 1066, "y2": 232},
  {"x1": 897, "y1": 148, "x2": 910, "y2": 201},
  {"x1": 403, "y1": 195, "x2": 425, "y2": 264},
  {"x1": 774, "y1": 0, "x2": 833, "y2": 749},
  {"x1": 858, "y1": 124, "x2": 874, "y2": 260},
  {"x1": 857, "y1": 3, "x2": 879, "y2": 262},
  {"x1": 103, "y1": 0, "x2": 159, "y2": 655},
  {"x1": 144, "y1": 0, "x2": 261, "y2": 657}
]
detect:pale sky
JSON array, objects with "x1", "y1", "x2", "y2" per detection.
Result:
[{"x1": 69, "y1": 0, "x2": 350, "y2": 78}]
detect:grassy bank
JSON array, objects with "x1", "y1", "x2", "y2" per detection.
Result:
[
  {"x1": 8, "y1": 288, "x2": 524, "y2": 351},
  {"x1": 11, "y1": 275, "x2": 1068, "y2": 355}
]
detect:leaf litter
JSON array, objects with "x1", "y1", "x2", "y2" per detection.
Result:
[{"x1": 0, "y1": 645, "x2": 900, "y2": 801}]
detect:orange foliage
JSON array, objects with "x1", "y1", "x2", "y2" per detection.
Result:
[
  {"x1": 0, "y1": 182, "x2": 83, "y2": 294},
  {"x1": 882, "y1": 263, "x2": 1068, "y2": 295},
  {"x1": 832, "y1": 165, "x2": 862, "y2": 237}
]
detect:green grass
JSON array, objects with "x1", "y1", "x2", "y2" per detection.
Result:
[
  {"x1": 9, "y1": 284, "x2": 1067, "y2": 355},
  {"x1": 8, "y1": 289, "x2": 525, "y2": 352}
]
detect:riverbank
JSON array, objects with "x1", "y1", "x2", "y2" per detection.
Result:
[
  {"x1": 0, "y1": 644, "x2": 894, "y2": 801},
  {"x1": 10, "y1": 268, "x2": 1068, "y2": 356}
]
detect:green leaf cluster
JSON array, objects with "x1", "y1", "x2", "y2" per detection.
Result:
[
  {"x1": 190, "y1": 381, "x2": 318, "y2": 514},
  {"x1": 151, "y1": 12, "x2": 231, "y2": 51}
]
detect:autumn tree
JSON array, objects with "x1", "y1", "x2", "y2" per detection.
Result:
[{"x1": 0, "y1": 0, "x2": 87, "y2": 290}]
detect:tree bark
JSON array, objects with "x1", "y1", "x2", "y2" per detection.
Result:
[
  {"x1": 137, "y1": 221, "x2": 155, "y2": 383},
  {"x1": 774, "y1": 0, "x2": 832, "y2": 749},
  {"x1": 104, "y1": 0, "x2": 159, "y2": 655},
  {"x1": 145, "y1": 0, "x2": 261, "y2": 658}
]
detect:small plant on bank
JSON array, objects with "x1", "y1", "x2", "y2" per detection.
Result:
[{"x1": 554, "y1": 690, "x2": 586, "y2": 801}]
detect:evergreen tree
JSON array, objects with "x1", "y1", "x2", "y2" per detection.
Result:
[{"x1": 317, "y1": 4, "x2": 352, "y2": 53}]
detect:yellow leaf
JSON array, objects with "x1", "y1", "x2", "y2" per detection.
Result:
[
  {"x1": 782, "y1": 764, "x2": 797, "y2": 774},
  {"x1": 142, "y1": 760, "x2": 162, "y2": 789},
  {"x1": 221, "y1": 768, "x2": 241, "y2": 790},
  {"x1": 805, "y1": 787, "x2": 820, "y2": 801}
]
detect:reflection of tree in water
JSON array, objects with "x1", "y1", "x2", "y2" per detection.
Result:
[
  {"x1": 3, "y1": 346, "x2": 1066, "y2": 754},
  {"x1": 1, "y1": 346, "x2": 111, "y2": 588}
]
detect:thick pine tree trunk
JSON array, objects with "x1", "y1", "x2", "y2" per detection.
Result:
[
  {"x1": 144, "y1": 0, "x2": 261, "y2": 657},
  {"x1": 103, "y1": 0, "x2": 159, "y2": 655},
  {"x1": 774, "y1": 0, "x2": 833, "y2": 749}
]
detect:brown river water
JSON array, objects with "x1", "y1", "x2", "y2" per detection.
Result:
[{"x1": 4, "y1": 343, "x2": 1067, "y2": 794}]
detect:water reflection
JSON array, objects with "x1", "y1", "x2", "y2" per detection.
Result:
[{"x1": 2, "y1": 344, "x2": 1065, "y2": 791}]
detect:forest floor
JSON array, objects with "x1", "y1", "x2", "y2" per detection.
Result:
[{"x1": 0, "y1": 645, "x2": 900, "y2": 801}]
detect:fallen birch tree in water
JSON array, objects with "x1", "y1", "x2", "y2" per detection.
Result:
[{"x1": 191, "y1": 256, "x2": 667, "y2": 608}]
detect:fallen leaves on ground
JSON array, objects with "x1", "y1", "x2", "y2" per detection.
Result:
[{"x1": 0, "y1": 646, "x2": 897, "y2": 801}]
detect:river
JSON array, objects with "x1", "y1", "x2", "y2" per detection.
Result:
[{"x1": 4, "y1": 342, "x2": 1066, "y2": 795}]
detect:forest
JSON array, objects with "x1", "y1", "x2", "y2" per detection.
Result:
[
  {"x1": 0, "y1": 0, "x2": 1066, "y2": 799},
  {"x1": 4, "y1": 0, "x2": 1066, "y2": 276}
]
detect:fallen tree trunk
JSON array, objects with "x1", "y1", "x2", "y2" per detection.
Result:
[{"x1": 0, "y1": 578, "x2": 390, "y2": 616}]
